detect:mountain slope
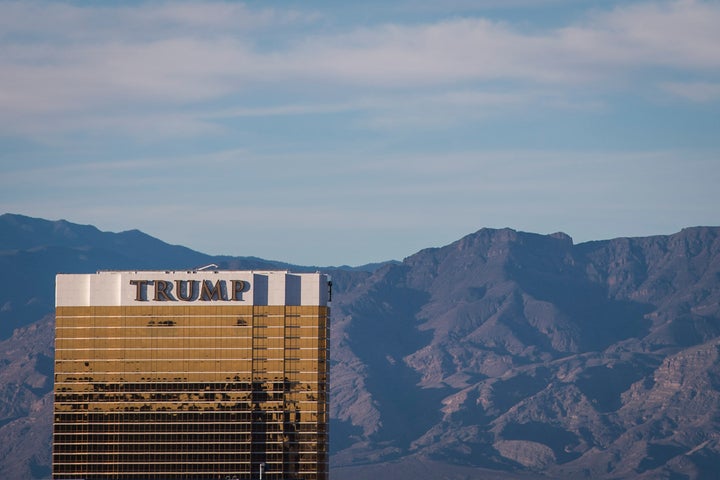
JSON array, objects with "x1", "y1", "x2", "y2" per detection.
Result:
[
  {"x1": 0, "y1": 213, "x2": 307, "y2": 339},
  {"x1": 1, "y1": 214, "x2": 720, "y2": 479},
  {"x1": 328, "y1": 226, "x2": 720, "y2": 479},
  {"x1": 0, "y1": 214, "x2": 372, "y2": 479}
]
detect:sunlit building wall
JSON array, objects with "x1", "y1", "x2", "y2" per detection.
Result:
[{"x1": 53, "y1": 270, "x2": 330, "y2": 480}]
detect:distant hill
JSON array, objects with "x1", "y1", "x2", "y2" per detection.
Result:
[
  {"x1": 0, "y1": 213, "x2": 365, "y2": 339},
  {"x1": 2, "y1": 213, "x2": 720, "y2": 479}
]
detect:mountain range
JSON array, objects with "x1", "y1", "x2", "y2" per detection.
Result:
[{"x1": 1, "y1": 213, "x2": 720, "y2": 479}]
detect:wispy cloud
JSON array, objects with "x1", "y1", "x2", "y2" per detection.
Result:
[
  {"x1": 660, "y1": 81, "x2": 720, "y2": 102},
  {"x1": 0, "y1": 0, "x2": 718, "y2": 141},
  {"x1": 0, "y1": 1, "x2": 318, "y2": 41},
  {"x1": 288, "y1": 1, "x2": 720, "y2": 85},
  {"x1": 3, "y1": 141, "x2": 717, "y2": 264}
]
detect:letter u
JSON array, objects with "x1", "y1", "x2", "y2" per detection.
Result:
[{"x1": 176, "y1": 280, "x2": 197, "y2": 301}]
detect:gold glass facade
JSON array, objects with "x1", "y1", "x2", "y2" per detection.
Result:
[{"x1": 53, "y1": 278, "x2": 329, "y2": 480}]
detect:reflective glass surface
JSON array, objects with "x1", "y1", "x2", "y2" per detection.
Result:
[{"x1": 53, "y1": 305, "x2": 329, "y2": 480}]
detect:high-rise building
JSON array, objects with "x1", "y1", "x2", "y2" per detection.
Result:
[{"x1": 53, "y1": 270, "x2": 330, "y2": 480}]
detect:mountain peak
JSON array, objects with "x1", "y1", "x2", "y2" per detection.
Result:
[{"x1": 3, "y1": 214, "x2": 720, "y2": 479}]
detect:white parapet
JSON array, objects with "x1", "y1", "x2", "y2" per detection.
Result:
[{"x1": 56, "y1": 270, "x2": 330, "y2": 307}]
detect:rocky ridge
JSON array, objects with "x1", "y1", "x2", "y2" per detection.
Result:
[
  {"x1": 328, "y1": 226, "x2": 720, "y2": 479},
  {"x1": 1, "y1": 214, "x2": 720, "y2": 479}
]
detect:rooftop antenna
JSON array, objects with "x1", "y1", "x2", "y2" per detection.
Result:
[{"x1": 196, "y1": 264, "x2": 218, "y2": 271}]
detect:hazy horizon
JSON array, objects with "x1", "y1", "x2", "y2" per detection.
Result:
[{"x1": 1, "y1": 0, "x2": 718, "y2": 265}]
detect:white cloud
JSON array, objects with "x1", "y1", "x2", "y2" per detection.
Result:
[
  {"x1": 289, "y1": 1, "x2": 720, "y2": 86},
  {"x1": 0, "y1": 1, "x2": 318, "y2": 41},
  {"x1": 660, "y1": 81, "x2": 720, "y2": 102},
  {"x1": 581, "y1": 0, "x2": 720, "y2": 70},
  {"x1": 0, "y1": 0, "x2": 718, "y2": 140}
]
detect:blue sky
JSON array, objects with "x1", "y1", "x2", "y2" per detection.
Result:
[{"x1": 1, "y1": 0, "x2": 718, "y2": 266}]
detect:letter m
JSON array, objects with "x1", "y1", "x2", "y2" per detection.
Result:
[{"x1": 200, "y1": 280, "x2": 224, "y2": 301}]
